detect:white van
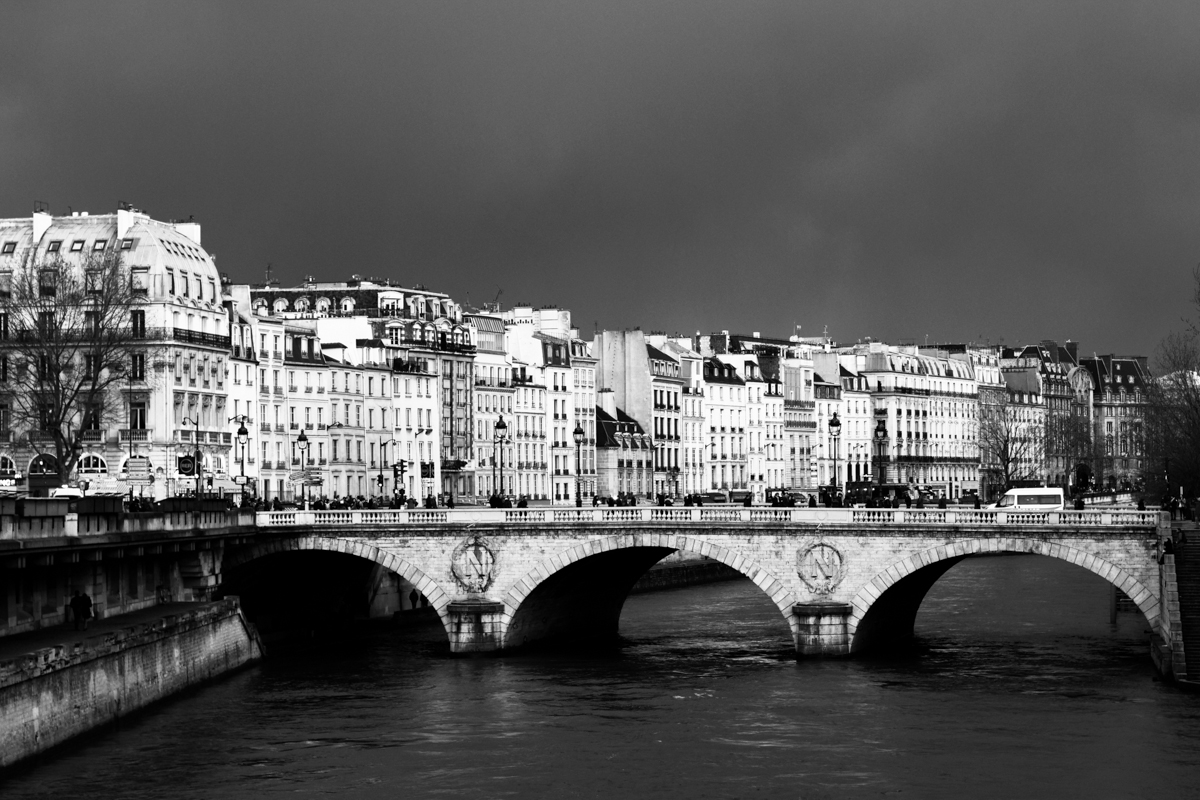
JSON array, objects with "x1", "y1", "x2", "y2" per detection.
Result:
[{"x1": 993, "y1": 487, "x2": 1065, "y2": 511}]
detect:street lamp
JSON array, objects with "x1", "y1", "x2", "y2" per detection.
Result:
[
  {"x1": 378, "y1": 437, "x2": 400, "y2": 497},
  {"x1": 494, "y1": 416, "x2": 508, "y2": 499},
  {"x1": 229, "y1": 414, "x2": 250, "y2": 505},
  {"x1": 181, "y1": 415, "x2": 203, "y2": 514},
  {"x1": 296, "y1": 429, "x2": 309, "y2": 510},
  {"x1": 874, "y1": 418, "x2": 887, "y2": 490},
  {"x1": 573, "y1": 422, "x2": 585, "y2": 507},
  {"x1": 828, "y1": 412, "x2": 842, "y2": 496}
]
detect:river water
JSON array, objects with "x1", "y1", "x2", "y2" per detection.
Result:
[{"x1": 5, "y1": 555, "x2": 1200, "y2": 799}]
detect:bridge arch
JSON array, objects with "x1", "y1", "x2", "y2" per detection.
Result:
[
  {"x1": 501, "y1": 532, "x2": 799, "y2": 650},
  {"x1": 223, "y1": 535, "x2": 454, "y2": 635},
  {"x1": 847, "y1": 537, "x2": 1160, "y2": 652}
]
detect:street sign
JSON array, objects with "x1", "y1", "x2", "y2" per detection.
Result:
[
  {"x1": 128, "y1": 477, "x2": 153, "y2": 487},
  {"x1": 234, "y1": 475, "x2": 248, "y2": 486},
  {"x1": 128, "y1": 456, "x2": 151, "y2": 480},
  {"x1": 288, "y1": 470, "x2": 307, "y2": 482},
  {"x1": 177, "y1": 456, "x2": 195, "y2": 476}
]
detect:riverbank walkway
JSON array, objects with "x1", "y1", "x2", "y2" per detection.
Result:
[{"x1": 0, "y1": 602, "x2": 211, "y2": 666}]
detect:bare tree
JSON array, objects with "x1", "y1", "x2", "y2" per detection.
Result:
[
  {"x1": 1046, "y1": 411, "x2": 1095, "y2": 491},
  {"x1": 0, "y1": 248, "x2": 150, "y2": 484},
  {"x1": 978, "y1": 394, "x2": 1046, "y2": 490},
  {"x1": 1144, "y1": 328, "x2": 1200, "y2": 498}
]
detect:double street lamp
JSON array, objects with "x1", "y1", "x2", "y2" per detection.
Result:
[{"x1": 573, "y1": 422, "x2": 585, "y2": 507}]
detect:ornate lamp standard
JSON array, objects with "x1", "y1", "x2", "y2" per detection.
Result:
[
  {"x1": 228, "y1": 415, "x2": 250, "y2": 505},
  {"x1": 296, "y1": 429, "x2": 309, "y2": 510},
  {"x1": 874, "y1": 418, "x2": 888, "y2": 490},
  {"x1": 494, "y1": 416, "x2": 508, "y2": 499},
  {"x1": 181, "y1": 415, "x2": 203, "y2": 514},
  {"x1": 828, "y1": 412, "x2": 842, "y2": 497},
  {"x1": 573, "y1": 422, "x2": 585, "y2": 507}
]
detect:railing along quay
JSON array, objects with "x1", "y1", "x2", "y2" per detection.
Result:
[{"x1": 255, "y1": 508, "x2": 1165, "y2": 528}]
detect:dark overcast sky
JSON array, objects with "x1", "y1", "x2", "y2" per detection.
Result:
[{"x1": 2, "y1": 1, "x2": 1198, "y2": 357}]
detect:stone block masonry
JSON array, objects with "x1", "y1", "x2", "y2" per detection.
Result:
[{"x1": 0, "y1": 597, "x2": 263, "y2": 769}]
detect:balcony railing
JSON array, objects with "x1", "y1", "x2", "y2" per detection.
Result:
[{"x1": 172, "y1": 328, "x2": 231, "y2": 349}]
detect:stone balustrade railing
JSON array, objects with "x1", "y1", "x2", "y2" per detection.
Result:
[{"x1": 255, "y1": 507, "x2": 1166, "y2": 528}]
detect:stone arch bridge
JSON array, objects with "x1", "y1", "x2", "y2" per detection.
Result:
[{"x1": 228, "y1": 506, "x2": 1168, "y2": 656}]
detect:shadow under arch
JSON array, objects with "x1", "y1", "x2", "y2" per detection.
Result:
[
  {"x1": 847, "y1": 537, "x2": 1160, "y2": 653},
  {"x1": 223, "y1": 535, "x2": 454, "y2": 637},
  {"x1": 501, "y1": 532, "x2": 799, "y2": 650}
]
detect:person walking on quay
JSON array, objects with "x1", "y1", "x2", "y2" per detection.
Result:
[{"x1": 70, "y1": 590, "x2": 93, "y2": 631}]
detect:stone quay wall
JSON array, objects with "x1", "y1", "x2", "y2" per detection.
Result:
[{"x1": 0, "y1": 598, "x2": 263, "y2": 769}]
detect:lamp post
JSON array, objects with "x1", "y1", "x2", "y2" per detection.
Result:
[
  {"x1": 181, "y1": 415, "x2": 202, "y2": 514},
  {"x1": 494, "y1": 416, "x2": 508, "y2": 500},
  {"x1": 378, "y1": 437, "x2": 400, "y2": 498},
  {"x1": 828, "y1": 412, "x2": 841, "y2": 497},
  {"x1": 376, "y1": 436, "x2": 386, "y2": 496},
  {"x1": 296, "y1": 429, "x2": 309, "y2": 510},
  {"x1": 669, "y1": 465, "x2": 680, "y2": 500},
  {"x1": 228, "y1": 415, "x2": 250, "y2": 505},
  {"x1": 874, "y1": 418, "x2": 887, "y2": 490},
  {"x1": 573, "y1": 422, "x2": 585, "y2": 507}
]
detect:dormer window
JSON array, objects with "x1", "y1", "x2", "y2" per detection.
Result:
[
  {"x1": 0, "y1": 242, "x2": 14, "y2": 254},
  {"x1": 93, "y1": 240, "x2": 107, "y2": 252},
  {"x1": 120, "y1": 238, "x2": 135, "y2": 250},
  {"x1": 46, "y1": 240, "x2": 61, "y2": 253},
  {"x1": 70, "y1": 240, "x2": 84, "y2": 252}
]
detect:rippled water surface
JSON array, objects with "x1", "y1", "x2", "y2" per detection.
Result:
[{"x1": 6, "y1": 555, "x2": 1200, "y2": 799}]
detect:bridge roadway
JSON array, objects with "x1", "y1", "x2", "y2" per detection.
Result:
[{"x1": 242, "y1": 506, "x2": 1169, "y2": 656}]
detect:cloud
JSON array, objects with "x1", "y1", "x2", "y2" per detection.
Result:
[{"x1": 1, "y1": 0, "x2": 1198, "y2": 355}]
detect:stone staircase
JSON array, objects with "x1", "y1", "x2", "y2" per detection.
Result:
[{"x1": 1173, "y1": 533, "x2": 1200, "y2": 682}]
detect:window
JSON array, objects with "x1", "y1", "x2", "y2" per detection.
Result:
[
  {"x1": 38, "y1": 269, "x2": 57, "y2": 297},
  {"x1": 79, "y1": 454, "x2": 107, "y2": 473},
  {"x1": 129, "y1": 402, "x2": 147, "y2": 429},
  {"x1": 120, "y1": 238, "x2": 134, "y2": 250},
  {"x1": 131, "y1": 353, "x2": 145, "y2": 380},
  {"x1": 70, "y1": 240, "x2": 84, "y2": 252},
  {"x1": 92, "y1": 240, "x2": 107, "y2": 252},
  {"x1": 38, "y1": 310, "x2": 55, "y2": 334},
  {"x1": 47, "y1": 240, "x2": 61, "y2": 253},
  {"x1": 0, "y1": 242, "x2": 14, "y2": 254},
  {"x1": 131, "y1": 309, "x2": 146, "y2": 338},
  {"x1": 180, "y1": 272, "x2": 189, "y2": 296}
]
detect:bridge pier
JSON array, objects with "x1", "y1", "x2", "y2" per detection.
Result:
[
  {"x1": 446, "y1": 599, "x2": 506, "y2": 654},
  {"x1": 793, "y1": 601, "x2": 853, "y2": 656}
]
